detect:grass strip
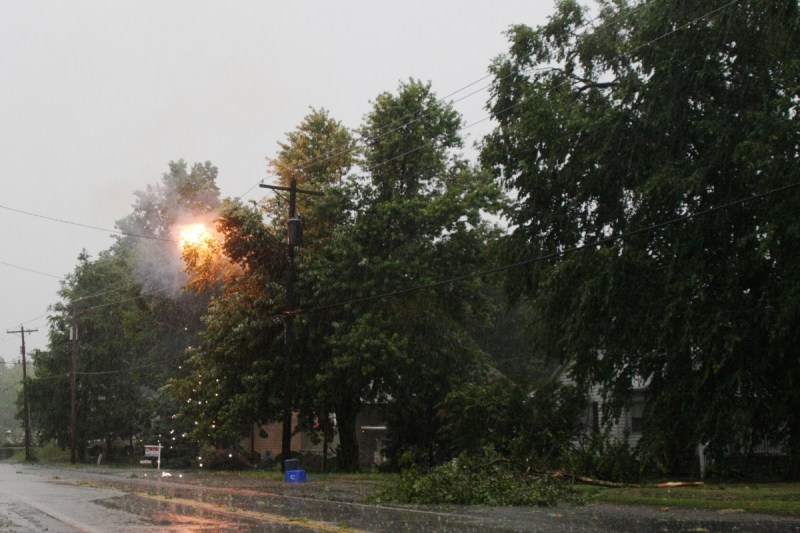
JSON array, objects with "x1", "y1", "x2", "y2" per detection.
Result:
[{"x1": 579, "y1": 483, "x2": 800, "y2": 517}]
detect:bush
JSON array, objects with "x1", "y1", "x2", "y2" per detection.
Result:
[
  {"x1": 438, "y1": 380, "x2": 585, "y2": 464},
  {"x1": 562, "y1": 433, "x2": 642, "y2": 483},
  {"x1": 383, "y1": 448, "x2": 578, "y2": 506}
]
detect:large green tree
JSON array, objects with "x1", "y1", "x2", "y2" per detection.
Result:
[
  {"x1": 0, "y1": 357, "x2": 25, "y2": 442},
  {"x1": 303, "y1": 80, "x2": 501, "y2": 469},
  {"x1": 30, "y1": 160, "x2": 221, "y2": 460},
  {"x1": 164, "y1": 199, "x2": 286, "y2": 449},
  {"x1": 165, "y1": 110, "x2": 356, "y2": 455},
  {"x1": 29, "y1": 249, "x2": 143, "y2": 459},
  {"x1": 482, "y1": 0, "x2": 800, "y2": 475},
  {"x1": 271, "y1": 110, "x2": 357, "y2": 464}
]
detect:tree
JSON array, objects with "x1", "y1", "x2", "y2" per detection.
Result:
[
  {"x1": 439, "y1": 380, "x2": 584, "y2": 463},
  {"x1": 269, "y1": 109, "x2": 357, "y2": 465},
  {"x1": 29, "y1": 249, "x2": 143, "y2": 459},
  {"x1": 28, "y1": 346, "x2": 72, "y2": 450},
  {"x1": 302, "y1": 80, "x2": 502, "y2": 469},
  {"x1": 472, "y1": 282, "x2": 559, "y2": 389},
  {"x1": 30, "y1": 160, "x2": 222, "y2": 460},
  {"x1": 0, "y1": 358, "x2": 25, "y2": 443},
  {"x1": 164, "y1": 199, "x2": 286, "y2": 449},
  {"x1": 157, "y1": 111, "x2": 357, "y2": 464},
  {"x1": 481, "y1": 0, "x2": 800, "y2": 475}
]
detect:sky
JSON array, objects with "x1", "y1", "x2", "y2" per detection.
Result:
[{"x1": 0, "y1": 0, "x2": 556, "y2": 357}]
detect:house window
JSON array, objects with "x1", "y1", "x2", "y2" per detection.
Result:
[
  {"x1": 591, "y1": 401, "x2": 600, "y2": 434},
  {"x1": 630, "y1": 399, "x2": 644, "y2": 434}
]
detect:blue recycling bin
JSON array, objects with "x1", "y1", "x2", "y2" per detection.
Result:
[{"x1": 285, "y1": 469, "x2": 307, "y2": 483}]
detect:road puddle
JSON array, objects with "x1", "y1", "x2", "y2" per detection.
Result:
[{"x1": 100, "y1": 492, "x2": 364, "y2": 532}]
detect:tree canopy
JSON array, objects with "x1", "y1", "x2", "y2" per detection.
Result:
[
  {"x1": 21, "y1": 1, "x2": 800, "y2": 481},
  {"x1": 29, "y1": 160, "x2": 220, "y2": 461},
  {"x1": 169, "y1": 86, "x2": 504, "y2": 470},
  {"x1": 481, "y1": 0, "x2": 800, "y2": 475},
  {"x1": 299, "y1": 80, "x2": 502, "y2": 468}
]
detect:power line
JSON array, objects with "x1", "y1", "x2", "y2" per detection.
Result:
[
  {"x1": 444, "y1": 1, "x2": 746, "y2": 166},
  {"x1": 23, "y1": 352, "x2": 188, "y2": 382},
  {"x1": 332, "y1": 0, "x2": 746, "y2": 211},
  {"x1": 1, "y1": 279, "x2": 182, "y2": 349},
  {"x1": 72, "y1": 271, "x2": 163, "y2": 303},
  {"x1": 292, "y1": 181, "x2": 800, "y2": 317},
  {"x1": 0, "y1": 203, "x2": 178, "y2": 243},
  {"x1": 23, "y1": 139, "x2": 782, "y2": 376},
  {"x1": 61, "y1": 0, "x2": 752, "y2": 340},
  {"x1": 6, "y1": 1, "x2": 749, "y2": 366},
  {"x1": 9, "y1": 353, "x2": 186, "y2": 379},
  {"x1": 0, "y1": 0, "x2": 699, "y2": 296},
  {"x1": 0, "y1": 260, "x2": 63, "y2": 280},
  {"x1": 73, "y1": 352, "x2": 188, "y2": 376},
  {"x1": 238, "y1": 0, "x2": 655, "y2": 201}
]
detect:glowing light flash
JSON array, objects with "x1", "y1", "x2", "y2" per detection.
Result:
[{"x1": 179, "y1": 223, "x2": 214, "y2": 252}]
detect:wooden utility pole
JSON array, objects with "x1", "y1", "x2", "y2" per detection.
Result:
[
  {"x1": 70, "y1": 308, "x2": 78, "y2": 464},
  {"x1": 260, "y1": 179, "x2": 322, "y2": 469},
  {"x1": 7, "y1": 325, "x2": 37, "y2": 461}
]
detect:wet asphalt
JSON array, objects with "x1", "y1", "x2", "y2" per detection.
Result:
[{"x1": 2, "y1": 462, "x2": 799, "y2": 532}]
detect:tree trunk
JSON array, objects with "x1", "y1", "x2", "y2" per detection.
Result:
[
  {"x1": 335, "y1": 400, "x2": 361, "y2": 472},
  {"x1": 788, "y1": 416, "x2": 800, "y2": 480}
]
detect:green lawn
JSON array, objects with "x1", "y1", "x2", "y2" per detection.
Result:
[
  {"x1": 579, "y1": 483, "x2": 800, "y2": 516},
  {"x1": 6, "y1": 445, "x2": 70, "y2": 463}
]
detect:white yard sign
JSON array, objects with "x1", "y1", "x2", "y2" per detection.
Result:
[{"x1": 144, "y1": 444, "x2": 162, "y2": 470}]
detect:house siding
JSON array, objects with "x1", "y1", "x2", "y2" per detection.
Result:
[
  {"x1": 240, "y1": 415, "x2": 305, "y2": 461},
  {"x1": 558, "y1": 370, "x2": 644, "y2": 448},
  {"x1": 237, "y1": 407, "x2": 388, "y2": 470}
]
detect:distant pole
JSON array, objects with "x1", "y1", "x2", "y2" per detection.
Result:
[
  {"x1": 260, "y1": 180, "x2": 323, "y2": 469},
  {"x1": 283, "y1": 179, "x2": 297, "y2": 470},
  {"x1": 70, "y1": 308, "x2": 78, "y2": 464},
  {"x1": 7, "y1": 325, "x2": 37, "y2": 461}
]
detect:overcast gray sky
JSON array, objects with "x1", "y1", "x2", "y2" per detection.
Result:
[{"x1": 0, "y1": 0, "x2": 556, "y2": 357}]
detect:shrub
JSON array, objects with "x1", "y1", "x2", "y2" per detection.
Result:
[
  {"x1": 439, "y1": 380, "x2": 585, "y2": 464},
  {"x1": 562, "y1": 433, "x2": 642, "y2": 483},
  {"x1": 384, "y1": 448, "x2": 578, "y2": 506}
]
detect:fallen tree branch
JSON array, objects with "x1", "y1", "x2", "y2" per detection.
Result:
[
  {"x1": 467, "y1": 460, "x2": 704, "y2": 489},
  {"x1": 549, "y1": 471, "x2": 704, "y2": 489},
  {"x1": 655, "y1": 481, "x2": 705, "y2": 488},
  {"x1": 548, "y1": 471, "x2": 628, "y2": 487}
]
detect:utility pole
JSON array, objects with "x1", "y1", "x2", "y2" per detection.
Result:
[
  {"x1": 260, "y1": 179, "x2": 322, "y2": 469},
  {"x1": 70, "y1": 308, "x2": 78, "y2": 464},
  {"x1": 7, "y1": 325, "x2": 37, "y2": 461}
]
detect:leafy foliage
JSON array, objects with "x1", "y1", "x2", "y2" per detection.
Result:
[
  {"x1": 30, "y1": 160, "x2": 220, "y2": 461},
  {"x1": 481, "y1": 0, "x2": 800, "y2": 476},
  {"x1": 384, "y1": 448, "x2": 578, "y2": 506},
  {"x1": 472, "y1": 287, "x2": 558, "y2": 389},
  {"x1": 440, "y1": 380, "x2": 585, "y2": 465},
  {"x1": 166, "y1": 110, "x2": 356, "y2": 452},
  {"x1": 563, "y1": 433, "x2": 643, "y2": 483},
  {"x1": 296, "y1": 80, "x2": 501, "y2": 470},
  {"x1": 164, "y1": 200, "x2": 286, "y2": 447},
  {"x1": 0, "y1": 358, "x2": 25, "y2": 442}
]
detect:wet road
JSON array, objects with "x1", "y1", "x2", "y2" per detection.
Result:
[
  {"x1": 0, "y1": 462, "x2": 159, "y2": 532},
  {"x1": 0, "y1": 462, "x2": 798, "y2": 532}
]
